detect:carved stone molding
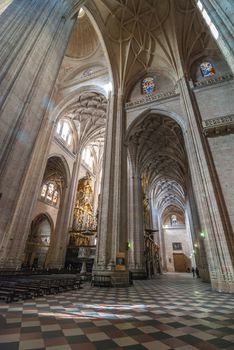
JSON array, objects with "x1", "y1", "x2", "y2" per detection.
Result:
[
  {"x1": 125, "y1": 90, "x2": 178, "y2": 110},
  {"x1": 194, "y1": 73, "x2": 234, "y2": 89},
  {"x1": 202, "y1": 114, "x2": 234, "y2": 137}
]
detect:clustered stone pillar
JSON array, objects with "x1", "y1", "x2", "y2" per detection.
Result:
[
  {"x1": 127, "y1": 160, "x2": 146, "y2": 279},
  {"x1": 185, "y1": 185, "x2": 210, "y2": 282},
  {"x1": 158, "y1": 216, "x2": 167, "y2": 272},
  {"x1": 179, "y1": 76, "x2": 234, "y2": 292},
  {"x1": 0, "y1": 0, "x2": 81, "y2": 269},
  {"x1": 93, "y1": 90, "x2": 129, "y2": 284}
]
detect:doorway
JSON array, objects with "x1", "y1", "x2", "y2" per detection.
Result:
[{"x1": 173, "y1": 253, "x2": 187, "y2": 272}]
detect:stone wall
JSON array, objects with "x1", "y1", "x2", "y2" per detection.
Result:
[{"x1": 163, "y1": 225, "x2": 193, "y2": 272}]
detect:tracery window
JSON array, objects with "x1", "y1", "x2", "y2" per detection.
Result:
[
  {"x1": 82, "y1": 148, "x2": 93, "y2": 169},
  {"x1": 56, "y1": 119, "x2": 73, "y2": 147},
  {"x1": 40, "y1": 182, "x2": 60, "y2": 206},
  {"x1": 142, "y1": 77, "x2": 157, "y2": 94}
]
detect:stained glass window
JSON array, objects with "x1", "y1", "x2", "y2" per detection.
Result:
[
  {"x1": 200, "y1": 62, "x2": 215, "y2": 77},
  {"x1": 47, "y1": 183, "x2": 54, "y2": 201},
  {"x1": 142, "y1": 77, "x2": 157, "y2": 94},
  {"x1": 53, "y1": 191, "x2": 59, "y2": 205},
  {"x1": 40, "y1": 182, "x2": 59, "y2": 207}
]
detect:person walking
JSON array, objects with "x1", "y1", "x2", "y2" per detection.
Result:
[
  {"x1": 195, "y1": 267, "x2": 200, "y2": 278},
  {"x1": 191, "y1": 267, "x2": 195, "y2": 277}
]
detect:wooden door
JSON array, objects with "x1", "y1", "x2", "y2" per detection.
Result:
[{"x1": 173, "y1": 253, "x2": 187, "y2": 272}]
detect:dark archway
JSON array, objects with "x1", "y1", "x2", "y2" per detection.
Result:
[
  {"x1": 127, "y1": 113, "x2": 199, "y2": 276},
  {"x1": 23, "y1": 213, "x2": 53, "y2": 269}
]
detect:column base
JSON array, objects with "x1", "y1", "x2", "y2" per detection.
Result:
[
  {"x1": 211, "y1": 279, "x2": 234, "y2": 293},
  {"x1": 200, "y1": 269, "x2": 210, "y2": 283}
]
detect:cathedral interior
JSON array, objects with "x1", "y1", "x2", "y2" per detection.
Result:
[{"x1": 0, "y1": 0, "x2": 234, "y2": 349}]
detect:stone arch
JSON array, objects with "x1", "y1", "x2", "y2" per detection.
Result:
[
  {"x1": 64, "y1": 1, "x2": 117, "y2": 92},
  {"x1": 29, "y1": 212, "x2": 54, "y2": 239},
  {"x1": 161, "y1": 204, "x2": 185, "y2": 226},
  {"x1": 126, "y1": 110, "x2": 188, "y2": 200},
  {"x1": 23, "y1": 213, "x2": 53, "y2": 269},
  {"x1": 126, "y1": 108, "x2": 195, "y2": 275},
  {"x1": 126, "y1": 108, "x2": 187, "y2": 141},
  {"x1": 45, "y1": 154, "x2": 71, "y2": 189}
]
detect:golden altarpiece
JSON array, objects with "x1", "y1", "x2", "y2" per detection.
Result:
[{"x1": 65, "y1": 174, "x2": 97, "y2": 272}]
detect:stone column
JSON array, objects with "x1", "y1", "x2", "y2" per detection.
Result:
[
  {"x1": 0, "y1": 0, "x2": 80, "y2": 268},
  {"x1": 127, "y1": 160, "x2": 146, "y2": 279},
  {"x1": 93, "y1": 90, "x2": 129, "y2": 285},
  {"x1": 185, "y1": 209, "x2": 196, "y2": 268},
  {"x1": 158, "y1": 217, "x2": 167, "y2": 272},
  {"x1": 179, "y1": 76, "x2": 234, "y2": 292},
  {"x1": 201, "y1": 0, "x2": 234, "y2": 72},
  {"x1": 93, "y1": 164, "x2": 102, "y2": 217},
  {"x1": 94, "y1": 93, "x2": 114, "y2": 270},
  {"x1": 151, "y1": 205, "x2": 159, "y2": 244},
  {"x1": 185, "y1": 184, "x2": 210, "y2": 282}
]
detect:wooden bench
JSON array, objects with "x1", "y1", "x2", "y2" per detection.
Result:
[
  {"x1": 0, "y1": 289, "x2": 16, "y2": 303},
  {"x1": 91, "y1": 275, "x2": 112, "y2": 287},
  {"x1": 0, "y1": 275, "x2": 82, "y2": 302}
]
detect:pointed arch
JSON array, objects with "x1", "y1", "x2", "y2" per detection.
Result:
[{"x1": 125, "y1": 108, "x2": 187, "y2": 143}]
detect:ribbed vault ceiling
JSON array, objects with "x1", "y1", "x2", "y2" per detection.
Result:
[
  {"x1": 63, "y1": 92, "x2": 107, "y2": 147},
  {"x1": 128, "y1": 114, "x2": 187, "y2": 215}
]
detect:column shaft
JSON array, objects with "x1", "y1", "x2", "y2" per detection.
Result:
[{"x1": 179, "y1": 76, "x2": 234, "y2": 292}]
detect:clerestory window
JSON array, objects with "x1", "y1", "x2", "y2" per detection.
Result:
[
  {"x1": 0, "y1": 0, "x2": 13, "y2": 16},
  {"x1": 196, "y1": 1, "x2": 219, "y2": 40},
  {"x1": 56, "y1": 119, "x2": 73, "y2": 147},
  {"x1": 82, "y1": 148, "x2": 93, "y2": 170}
]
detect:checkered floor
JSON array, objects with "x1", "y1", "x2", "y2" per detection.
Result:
[{"x1": 0, "y1": 273, "x2": 234, "y2": 350}]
